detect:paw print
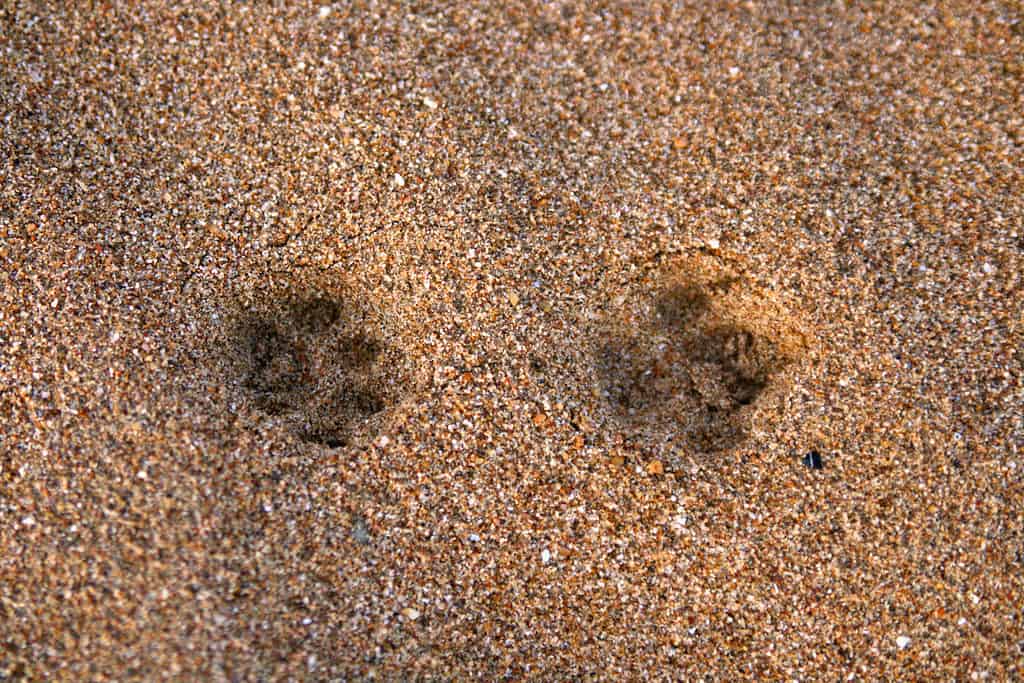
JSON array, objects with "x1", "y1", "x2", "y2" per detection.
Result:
[
  {"x1": 595, "y1": 257, "x2": 807, "y2": 453},
  {"x1": 239, "y1": 296, "x2": 395, "y2": 447}
]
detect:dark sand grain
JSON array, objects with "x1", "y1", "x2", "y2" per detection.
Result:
[{"x1": 1, "y1": 1, "x2": 1022, "y2": 680}]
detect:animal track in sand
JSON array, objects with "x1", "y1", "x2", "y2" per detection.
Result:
[
  {"x1": 232, "y1": 290, "x2": 402, "y2": 448},
  {"x1": 595, "y1": 253, "x2": 811, "y2": 453}
]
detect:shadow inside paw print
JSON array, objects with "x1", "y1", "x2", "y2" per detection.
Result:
[
  {"x1": 596, "y1": 257, "x2": 808, "y2": 453},
  {"x1": 237, "y1": 295, "x2": 394, "y2": 447}
]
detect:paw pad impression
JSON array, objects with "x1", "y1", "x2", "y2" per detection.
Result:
[
  {"x1": 232, "y1": 290, "x2": 403, "y2": 448},
  {"x1": 595, "y1": 253, "x2": 810, "y2": 453}
]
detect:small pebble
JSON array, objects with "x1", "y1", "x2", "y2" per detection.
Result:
[
  {"x1": 896, "y1": 635, "x2": 911, "y2": 650},
  {"x1": 351, "y1": 518, "x2": 371, "y2": 545},
  {"x1": 803, "y1": 451, "x2": 823, "y2": 469}
]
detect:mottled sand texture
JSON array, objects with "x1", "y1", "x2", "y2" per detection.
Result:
[{"x1": 1, "y1": 1, "x2": 1022, "y2": 680}]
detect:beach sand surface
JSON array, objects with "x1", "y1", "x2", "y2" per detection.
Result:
[{"x1": 1, "y1": 1, "x2": 1022, "y2": 679}]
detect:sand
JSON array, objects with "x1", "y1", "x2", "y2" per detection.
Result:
[{"x1": 1, "y1": 1, "x2": 1022, "y2": 680}]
